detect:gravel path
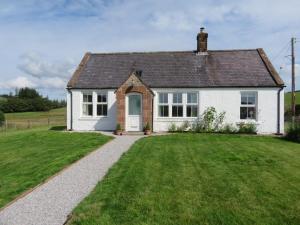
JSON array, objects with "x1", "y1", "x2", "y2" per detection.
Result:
[{"x1": 0, "y1": 133, "x2": 141, "y2": 225}]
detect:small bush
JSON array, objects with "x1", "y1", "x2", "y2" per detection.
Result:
[
  {"x1": 168, "y1": 123, "x2": 177, "y2": 132},
  {"x1": 144, "y1": 122, "x2": 151, "y2": 131},
  {"x1": 238, "y1": 122, "x2": 257, "y2": 134},
  {"x1": 177, "y1": 121, "x2": 190, "y2": 132},
  {"x1": 285, "y1": 123, "x2": 300, "y2": 142},
  {"x1": 0, "y1": 110, "x2": 4, "y2": 126},
  {"x1": 221, "y1": 123, "x2": 238, "y2": 134},
  {"x1": 116, "y1": 123, "x2": 122, "y2": 131}
]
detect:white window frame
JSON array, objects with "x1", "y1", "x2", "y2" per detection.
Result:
[
  {"x1": 82, "y1": 93, "x2": 93, "y2": 117},
  {"x1": 186, "y1": 92, "x2": 198, "y2": 118},
  {"x1": 172, "y1": 92, "x2": 183, "y2": 117},
  {"x1": 240, "y1": 91, "x2": 257, "y2": 120},
  {"x1": 96, "y1": 92, "x2": 108, "y2": 117},
  {"x1": 158, "y1": 93, "x2": 169, "y2": 117}
]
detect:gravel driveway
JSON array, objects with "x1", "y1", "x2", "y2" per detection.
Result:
[{"x1": 0, "y1": 133, "x2": 141, "y2": 225}]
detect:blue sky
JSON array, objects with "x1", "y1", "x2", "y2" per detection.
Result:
[{"x1": 0, "y1": 0, "x2": 299, "y2": 99}]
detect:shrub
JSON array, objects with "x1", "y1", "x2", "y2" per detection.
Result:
[
  {"x1": 202, "y1": 107, "x2": 217, "y2": 132},
  {"x1": 238, "y1": 122, "x2": 257, "y2": 134},
  {"x1": 0, "y1": 110, "x2": 4, "y2": 126},
  {"x1": 285, "y1": 123, "x2": 300, "y2": 142},
  {"x1": 191, "y1": 118, "x2": 204, "y2": 133},
  {"x1": 176, "y1": 121, "x2": 190, "y2": 132},
  {"x1": 168, "y1": 123, "x2": 177, "y2": 132},
  {"x1": 190, "y1": 107, "x2": 226, "y2": 133},
  {"x1": 116, "y1": 123, "x2": 122, "y2": 131},
  {"x1": 144, "y1": 122, "x2": 151, "y2": 131},
  {"x1": 221, "y1": 123, "x2": 238, "y2": 134}
]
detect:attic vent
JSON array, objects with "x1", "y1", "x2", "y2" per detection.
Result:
[{"x1": 136, "y1": 70, "x2": 143, "y2": 77}]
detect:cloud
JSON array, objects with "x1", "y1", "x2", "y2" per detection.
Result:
[
  {"x1": 0, "y1": 52, "x2": 75, "y2": 91},
  {"x1": 18, "y1": 52, "x2": 75, "y2": 79},
  {"x1": 0, "y1": 76, "x2": 36, "y2": 89}
]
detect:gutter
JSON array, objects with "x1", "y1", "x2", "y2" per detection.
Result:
[
  {"x1": 277, "y1": 86, "x2": 284, "y2": 134},
  {"x1": 67, "y1": 88, "x2": 73, "y2": 131}
]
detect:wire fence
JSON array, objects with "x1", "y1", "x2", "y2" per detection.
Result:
[{"x1": 0, "y1": 117, "x2": 66, "y2": 132}]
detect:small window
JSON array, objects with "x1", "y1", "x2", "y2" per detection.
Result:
[
  {"x1": 240, "y1": 92, "x2": 257, "y2": 120},
  {"x1": 172, "y1": 93, "x2": 183, "y2": 117},
  {"x1": 128, "y1": 95, "x2": 141, "y2": 115},
  {"x1": 159, "y1": 93, "x2": 168, "y2": 104},
  {"x1": 97, "y1": 93, "x2": 107, "y2": 116},
  {"x1": 158, "y1": 93, "x2": 169, "y2": 117},
  {"x1": 187, "y1": 93, "x2": 197, "y2": 104},
  {"x1": 187, "y1": 93, "x2": 198, "y2": 117},
  {"x1": 173, "y1": 93, "x2": 182, "y2": 104},
  {"x1": 172, "y1": 105, "x2": 183, "y2": 117},
  {"x1": 82, "y1": 93, "x2": 93, "y2": 116}
]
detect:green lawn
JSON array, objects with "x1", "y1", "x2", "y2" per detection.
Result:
[
  {"x1": 69, "y1": 134, "x2": 300, "y2": 225},
  {"x1": 2, "y1": 107, "x2": 66, "y2": 131},
  {"x1": 0, "y1": 128, "x2": 112, "y2": 208},
  {"x1": 4, "y1": 107, "x2": 66, "y2": 121}
]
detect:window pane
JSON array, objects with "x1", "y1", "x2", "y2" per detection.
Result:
[
  {"x1": 240, "y1": 107, "x2": 247, "y2": 119},
  {"x1": 187, "y1": 93, "x2": 197, "y2": 103},
  {"x1": 83, "y1": 104, "x2": 93, "y2": 116},
  {"x1": 129, "y1": 95, "x2": 141, "y2": 115},
  {"x1": 97, "y1": 104, "x2": 107, "y2": 116},
  {"x1": 98, "y1": 94, "x2": 107, "y2": 103},
  {"x1": 173, "y1": 93, "x2": 182, "y2": 104},
  {"x1": 248, "y1": 95, "x2": 256, "y2": 105},
  {"x1": 172, "y1": 106, "x2": 183, "y2": 117},
  {"x1": 248, "y1": 107, "x2": 256, "y2": 119},
  {"x1": 187, "y1": 105, "x2": 198, "y2": 117},
  {"x1": 159, "y1": 93, "x2": 168, "y2": 104},
  {"x1": 241, "y1": 95, "x2": 247, "y2": 105},
  {"x1": 83, "y1": 94, "x2": 92, "y2": 103},
  {"x1": 159, "y1": 105, "x2": 169, "y2": 117}
]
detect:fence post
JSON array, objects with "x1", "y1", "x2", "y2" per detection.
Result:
[
  {"x1": 5, "y1": 120, "x2": 7, "y2": 132},
  {"x1": 28, "y1": 120, "x2": 31, "y2": 129},
  {"x1": 48, "y1": 118, "x2": 50, "y2": 127}
]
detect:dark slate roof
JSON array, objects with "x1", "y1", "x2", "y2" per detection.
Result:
[{"x1": 67, "y1": 49, "x2": 284, "y2": 89}]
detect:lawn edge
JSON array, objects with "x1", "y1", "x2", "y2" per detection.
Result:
[{"x1": 0, "y1": 133, "x2": 114, "y2": 212}]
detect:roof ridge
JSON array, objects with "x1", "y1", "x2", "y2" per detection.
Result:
[{"x1": 90, "y1": 49, "x2": 258, "y2": 55}]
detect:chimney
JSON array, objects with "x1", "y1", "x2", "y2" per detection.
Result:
[{"x1": 197, "y1": 27, "x2": 208, "y2": 53}]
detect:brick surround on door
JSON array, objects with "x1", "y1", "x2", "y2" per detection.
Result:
[{"x1": 115, "y1": 73, "x2": 154, "y2": 131}]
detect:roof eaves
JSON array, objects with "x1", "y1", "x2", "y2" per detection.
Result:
[
  {"x1": 67, "y1": 52, "x2": 91, "y2": 88},
  {"x1": 257, "y1": 48, "x2": 284, "y2": 86}
]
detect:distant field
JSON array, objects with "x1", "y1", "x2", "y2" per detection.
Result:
[
  {"x1": 0, "y1": 97, "x2": 7, "y2": 102},
  {"x1": 2, "y1": 107, "x2": 66, "y2": 131},
  {"x1": 285, "y1": 91, "x2": 300, "y2": 110}
]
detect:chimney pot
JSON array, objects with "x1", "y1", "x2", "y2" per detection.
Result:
[{"x1": 197, "y1": 27, "x2": 208, "y2": 52}]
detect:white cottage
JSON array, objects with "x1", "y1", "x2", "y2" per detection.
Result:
[{"x1": 67, "y1": 28, "x2": 285, "y2": 134}]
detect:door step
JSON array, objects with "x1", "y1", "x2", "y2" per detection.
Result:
[{"x1": 121, "y1": 131, "x2": 145, "y2": 136}]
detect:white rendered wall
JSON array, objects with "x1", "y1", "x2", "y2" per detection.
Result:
[
  {"x1": 68, "y1": 89, "x2": 117, "y2": 131},
  {"x1": 152, "y1": 88, "x2": 284, "y2": 134},
  {"x1": 67, "y1": 87, "x2": 284, "y2": 134}
]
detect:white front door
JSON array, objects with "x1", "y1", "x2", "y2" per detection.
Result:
[{"x1": 126, "y1": 93, "x2": 142, "y2": 131}]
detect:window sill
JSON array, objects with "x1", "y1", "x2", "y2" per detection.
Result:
[
  {"x1": 79, "y1": 116, "x2": 108, "y2": 121},
  {"x1": 156, "y1": 117, "x2": 198, "y2": 121}
]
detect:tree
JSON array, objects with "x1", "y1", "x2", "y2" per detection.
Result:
[
  {"x1": 0, "y1": 110, "x2": 5, "y2": 126},
  {"x1": 18, "y1": 87, "x2": 40, "y2": 99}
]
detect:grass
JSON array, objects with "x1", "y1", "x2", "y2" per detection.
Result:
[
  {"x1": 69, "y1": 134, "x2": 300, "y2": 225},
  {"x1": 2, "y1": 107, "x2": 66, "y2": 131},
  {"x1": 285, "y1": 90, "x2": 300, "y2": 110},
  {"x1": 0, "y1": 127, "x2": 112, "y2": 208}
]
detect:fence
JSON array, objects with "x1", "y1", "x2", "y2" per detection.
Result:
[{"x1": 0, "y1": 117, "x2": 66, "y2": 132}]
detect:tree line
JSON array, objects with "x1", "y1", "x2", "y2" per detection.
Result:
[{"x1": 0, "y1": 88, "x2": 66, "y2": 113}]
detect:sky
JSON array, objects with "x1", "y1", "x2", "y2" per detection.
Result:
[{"x1": 0, "y1": 0, "x2": 299, "y2": 100}]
